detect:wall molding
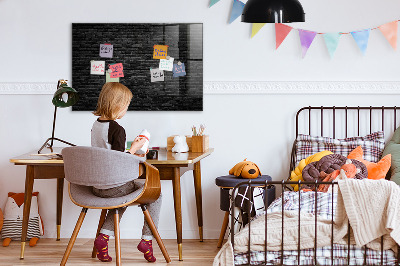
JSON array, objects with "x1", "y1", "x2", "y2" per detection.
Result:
[
  {"x1": 204, "y1": 81, "x2": 400, "y2": 94},
  {"x1": 1, "y1": 81, "x2": 400, "y2": 95}
]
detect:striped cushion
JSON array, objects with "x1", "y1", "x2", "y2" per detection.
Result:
[
  {"x1": 295, "y1": 131, "x2": 385, "y2": 166},
  {"x1": 1, "y1": 217, "x2": 41, "y2": 240}
]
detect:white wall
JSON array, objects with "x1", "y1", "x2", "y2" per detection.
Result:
[{"x1": 1, "y1": 0, "x2": 400, "y2": 240}]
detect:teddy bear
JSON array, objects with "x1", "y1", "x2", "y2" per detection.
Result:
[
  {"x1": 229, "y1": 159, "x2": 261, "y2": 179},
  {"x1": 172, "y1": 135, "x2": 189, "y2": 153},
  {"x1": 1, "y1": 192, "x2": 44, "y2": 247}
]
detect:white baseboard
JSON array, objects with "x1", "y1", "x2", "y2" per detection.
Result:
[{"x1": 1, "y1": 81, "x2": 400, "y2": 94}]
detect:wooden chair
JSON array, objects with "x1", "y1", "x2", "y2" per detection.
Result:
[{"x1": 60, "y1": 146, "x2": 171, "y2": 265}]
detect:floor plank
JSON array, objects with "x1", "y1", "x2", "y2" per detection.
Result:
[{"x1": 0, "y1": 239, "x2": 221, "y2": 265}]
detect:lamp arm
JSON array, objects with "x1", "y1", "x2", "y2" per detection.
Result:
[{"x1": 50, "y1": 105, "x2": 57, "y2": 148}]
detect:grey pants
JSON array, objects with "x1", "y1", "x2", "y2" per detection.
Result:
[{"x1": 92, "y1": 180, "x2": 162, "y2": 240}]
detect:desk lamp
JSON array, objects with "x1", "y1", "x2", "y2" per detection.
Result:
[
  {"x1": 38, "y1": 79, "x2": 79, "y2": 154},
  {"x1": 241, "y1": 0, "x2": 305, "y2": 23}
]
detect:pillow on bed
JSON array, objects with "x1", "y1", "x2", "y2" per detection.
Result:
[
  {"x1": 295, "y1": 131, "x2": 385, "y2": 166},
  {"x1": 348, "y1": 146, "x2": 391, "y2": 180},
  {"x1": 382, "y1": 126, "x2": 400, "y2": 184}
]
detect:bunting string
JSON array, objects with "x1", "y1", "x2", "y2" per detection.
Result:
[
  {"x1": 209, "y1": 0, "x2": 399, "y2": 58},
  {"x1": 286, "y1": 20, "x2": 400, "y2": 35}
]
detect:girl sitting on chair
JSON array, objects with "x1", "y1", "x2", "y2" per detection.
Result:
[{"x1": 91, "y1": 82, "x2": 162, "y2": 263}]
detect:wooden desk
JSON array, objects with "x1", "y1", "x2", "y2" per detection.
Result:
[
  {"x1": 9, "y1": 148, "x2": 64, "y2": 259},
  {"x1": 146, "y1": 148, "x2": 213, "y2": 260},
  {"x1": 10, "y1": 147, "x2": 213, "y2": 261}
]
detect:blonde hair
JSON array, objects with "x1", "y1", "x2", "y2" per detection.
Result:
[{"x1": 93, "y1": 82, "x2": 133, "y2": 120}]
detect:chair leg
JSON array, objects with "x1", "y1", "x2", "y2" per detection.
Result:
[
  {"x1": 217, "y1": 211, "x2": 230, "y2": 248},
  {"x1": 141, "y1": 205, "x2": 171, "y2": 263},
  {"x1": 91, "y1": 209, "x2": 108, "y2": 258},
  {"x1": 60, "y1": 208, "x2": 88, "y2": 266},
  {"x1": 114, "y1": 209, "x2": 121, "y2": 266}
]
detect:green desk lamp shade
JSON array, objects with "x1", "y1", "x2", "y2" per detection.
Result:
[
  {"x1": 52, "y1": 84, "x2": 79, "y2": 108},
  {"x1": 38, "y1": 80, "x2": 79, "y2": 154}
]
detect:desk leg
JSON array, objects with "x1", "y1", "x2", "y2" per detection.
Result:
[
  {"x1": 20, "y1": 165, "x2": 35, "y2": 259},
  {"x1": 56, "y1": 178, "x2": 64, "y2": 241},
  {"x1": 172, "y1": 167, "x2": 183, "y2": 261},
  {"x1": 193, "y1": 161, "x2": 203, "y2": 242}
]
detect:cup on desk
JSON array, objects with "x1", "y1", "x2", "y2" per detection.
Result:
[{"x1": 146, "y1": 150, "x2": 158, "y2": 160}]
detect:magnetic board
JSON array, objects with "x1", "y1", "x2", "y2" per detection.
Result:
[{"x1": 72, "y1": 23, "x2": 203, "y2": 111}]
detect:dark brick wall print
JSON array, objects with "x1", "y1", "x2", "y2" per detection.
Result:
[{"x1": 72, "y1": 23, "x2": 203, "y2": 111}]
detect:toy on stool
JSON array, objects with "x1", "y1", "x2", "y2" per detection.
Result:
[
  {"x1": 1, "y1": 192, "x2": 44, "y2": 247},
  {"x1": 229, "y1": 159, "x2": 261, "y2": 179}
]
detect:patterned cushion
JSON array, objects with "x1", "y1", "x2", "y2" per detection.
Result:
[{"x1": 295, "y1": 131, "x2": 385, "y2": 166}]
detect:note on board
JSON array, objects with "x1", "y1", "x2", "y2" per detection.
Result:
[
  {"x1": 159, "y1": 57, "x2": 174, "y2": 71},
  {"x1": 172, "y1": 63, "x2": 186, "y2": 77},
  {"x1": 153, "y1": 45, "x2": 168, "y2": 59},
  {"x1": 100, "y1": 44, "x2": 114, "y2": 58},
  {"x1": 106, "y1": 72, "x2": 119, "y2": 82},
  {"x1": 90, "y1": 61, "x2": 105, "y2": 75},
  {"x1": 109, "y1": 63, "x2": 124, "y2": 78},
  {"x1": 150, "y1": 68, "x2": 165, "y2": 82}
]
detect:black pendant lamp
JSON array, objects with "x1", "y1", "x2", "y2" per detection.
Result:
[{"x1": 242, "y1": 0, "x2": 305, "y2": 23}]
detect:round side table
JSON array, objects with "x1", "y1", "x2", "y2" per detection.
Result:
[{"x1": 215, "y1": 175, "x2": 275, "y2": 248}]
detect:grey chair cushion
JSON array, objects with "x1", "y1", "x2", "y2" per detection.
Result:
[
  {"x1": 62, "y1": 146, "x2": 145, "y2": 188},
  {"x1": 69, "y1": 180, "x2": 145, "y2": 208}
]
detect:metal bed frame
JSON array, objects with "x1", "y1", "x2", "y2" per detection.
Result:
[{"x1": 230, "y1": 106, "x2": 400, "y2": 266}]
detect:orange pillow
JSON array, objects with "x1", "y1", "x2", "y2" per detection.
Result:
[{"x1": 347, "y1": 146, "x2": 391, "y2": 180}]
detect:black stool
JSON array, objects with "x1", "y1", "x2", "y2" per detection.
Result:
[{"x1": 215, "y1": 175, "x2": 275, "y2": 248}]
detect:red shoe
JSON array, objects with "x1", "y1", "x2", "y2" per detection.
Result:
[
  {"x1": 137, "y1": 239, "x2": 156, "y2": 262},
  {"x1": 94, "y1": 233, "x2": 112, "y2": 262}
]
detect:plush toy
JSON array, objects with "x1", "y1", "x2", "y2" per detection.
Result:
[
  {"x1": 348, "y1": 146, "x2": 391, "y2": 180},
  {"x1": 289, "y1": 150, "x2": 333, "y2": 191},
  {"x1": 0, "y1": 208, "x2": 3, "y2": 232},
  {"x1": 1, "y1": 192, "x2": 44, "y2": 247},
  {"x1": 172, "y1": 135, "x2": 189, "y2": 153},
  {"x1": 229, "y1": 159, "x2": 261, "y2": 179}
]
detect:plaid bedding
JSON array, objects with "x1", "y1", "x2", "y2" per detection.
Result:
[
  {"x1": 234, "y1": 191, "x2": 397, "y2": 265},
  {"x1": 234, "y1": 244, "x2": 397, "y2": 265},
  {"x1": 294, "y1": 131, "x2": 385, "y2": 166}
]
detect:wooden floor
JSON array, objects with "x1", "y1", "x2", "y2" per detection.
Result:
[{"x1": 0, "y1": 239, "x2": 221, "y2": 265}]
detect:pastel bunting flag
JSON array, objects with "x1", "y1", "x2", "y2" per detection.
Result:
[
  {"x1": 251, "y1": 23, "x2": 266, "y2": 38},
  {"x1": 378, "y1": 21, "x2": 398, "y2": 50},
  {"x1": 209, "y1": 0, "x2": 220, "y2": 7},
  {"x1": 323, "y1": 33, "x2": 341, "y2": 58},
  {"x1": 298, "y1": 29, "x2": 317, "y2": 58},
  {"x1": 351, "y1": 29, "x2": 370, "y2": 55},
  {"x1": 229, "y1": 0, "x2": 245, "y2": 24},
  {"x1": 275, "y1": 23, "x2": 293, "y2": 49}
]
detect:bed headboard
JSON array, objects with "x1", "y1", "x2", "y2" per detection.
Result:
[{"x1": 290, "y1": 106, "x2": 400, "y2": 179}]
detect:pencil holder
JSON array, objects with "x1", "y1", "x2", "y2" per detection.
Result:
[{"x1": 191, "y1": 135, "x2": 209, "y2": 153}]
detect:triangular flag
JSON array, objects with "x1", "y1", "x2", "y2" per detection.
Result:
[
  {"x1": 298, "y1": 29, "x2": 317, "y2": 58},
  {"x1": 229, "y1": 0, "x2": 245, "y2": 24},
  {"x1": 351, "y1": 29, "x2": 370, "y2": 55},
  {"x1": 378, "y1": 21, "x2": 398, "y2": 50},
  {"x1": 209, "y1": 0, "x2": 220, "y2": 7},
  {"x1": 323, "y1": 33, "x2": 341, "y2": 58},
  {"x1": 251, "y1": 23, "x2": 266, "y2": 38},
  {"x1": 275, "y1": 23, "x2": 293, "y2": 49}
]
